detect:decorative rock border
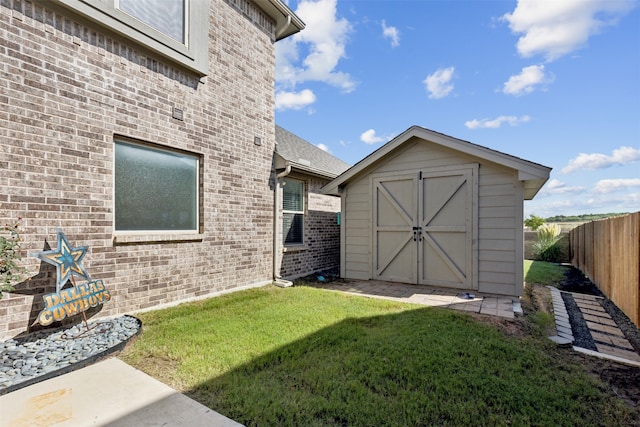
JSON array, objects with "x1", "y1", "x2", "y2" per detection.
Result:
[
  {"x1": 548, "y1": 286, "x2": 574, "y2": 346},
  {"x1": 547, "y1": 286, "x2": 640, "y2": 367},
  {"x1": 0, "y1": 315, "x2": 141, "y2": 395}
]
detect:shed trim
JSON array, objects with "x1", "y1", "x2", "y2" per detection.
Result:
[{"x1": 322, "y1": 126, "x2": 551, "y2": 200}]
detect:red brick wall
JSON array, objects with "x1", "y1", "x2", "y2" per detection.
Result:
[{"x1": 0, "y1": 0, "x2": 278, "y2": 339}]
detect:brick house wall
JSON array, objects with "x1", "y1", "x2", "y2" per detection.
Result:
[
  {"x1": 278, "y1": 175, "x2": 341, "y2": 279},
  {"x1": 0, "y1": 0, "x2": 281, "y2": 339}
]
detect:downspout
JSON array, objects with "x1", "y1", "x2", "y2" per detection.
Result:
[
  {"x1": 273, "y1": 162, "x2": 292, "y2": 286},
  {"x1": 275, "y1": 14, "x2": 291, "y2": 40}
]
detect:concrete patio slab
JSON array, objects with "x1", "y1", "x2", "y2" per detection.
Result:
[{"x1": 0, "y1": 358, "x2": 241, "y2": 427}]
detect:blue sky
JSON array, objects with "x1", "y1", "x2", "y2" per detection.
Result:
[{"x1": 275, "y1": 0, "x2": 640, "y2": 218}]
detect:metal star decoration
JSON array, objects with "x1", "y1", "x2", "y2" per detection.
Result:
[{"x1": 32, "y1": 229, "x2": 90, "y2": 293}]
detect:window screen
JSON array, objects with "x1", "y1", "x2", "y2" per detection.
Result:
[
  {"x1": 118, "y1": 0, "x2": 186, "y2": 43},
  {"x1": 283, "y1": 178, "x2": 304, "y2": 244},
  {"x1": 115, "y1": 140, "x2": 198, "y2": 231}
]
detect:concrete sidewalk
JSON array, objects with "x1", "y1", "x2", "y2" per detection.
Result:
[{"x1": 0, "y1": 358, "x2": 241, "y2": 427}]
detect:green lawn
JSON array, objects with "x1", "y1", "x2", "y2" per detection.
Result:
[
  {"x1": 524, "y1": 259, "x2": 567, "y2": 286},
  {"x1": 120, "y1": 285, "x2": 633, "y2": 426}
]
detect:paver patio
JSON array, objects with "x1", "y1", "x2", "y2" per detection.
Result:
[{"x1": 311, "y1": 280, "x2": 517, "y2": 319}]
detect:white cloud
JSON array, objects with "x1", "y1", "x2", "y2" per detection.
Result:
[
  {"x1": 502, "y1": 0, "x2": 635, "y2": 61},
  {"x1": 382, "y1": 20, "x2": 400, "y2": 47},
  {"x1": 360, "y1": 129, "x2": 384, "y2": 145},
  {"x1": 275, "y1": 0, "x2": 356, "y2": 98},
  {"x1": 537, "y1": 179, "x2": 586, "y2": 197},
  {"x1": 502, "y1": 64, "x2": 554, "y2": 96},
  {"x1": 424, "y1": 67, "x2": 455, "y2": 99},
  {"x1": 465, "y1": 115, "x2": 530, "y2": 129},
  {"x1": 525, "y1": 193, "x2": 640, "y2": 218},
  {"x1": 317, "y1": 143, "x2": 331, "y2": 153},
  {"x1": 562, "y1": 146, "x2": 640, "y2": 173},
  {"x1": 275, "y1": 89, "x2": 317, "y2": 111},
  {"x1": 583, "y1": 193, "x2": 640, "y2": 210},
  {"x1": 592, "y1": 178, "x2": 640, "y2": 194}
]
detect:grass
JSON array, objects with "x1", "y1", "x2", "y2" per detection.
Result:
[
  {"x1": 524, "y1": 259, "x2": 567, "y2": 286},
  {"x1": 120, "y1": 285, "x2": 634, "y2": 426}
]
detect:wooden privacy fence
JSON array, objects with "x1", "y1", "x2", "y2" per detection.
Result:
[{"x1": 569, "y1": 212, "x2": 640, "y2": 327}]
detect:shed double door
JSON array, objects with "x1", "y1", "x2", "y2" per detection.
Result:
[{"x1": 373, "y1": 166, "x2": 476, "y2": 289}]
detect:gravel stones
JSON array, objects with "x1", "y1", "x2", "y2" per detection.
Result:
[{"x1": 0, "y1": 316, "x2": 140, "y2": 394}]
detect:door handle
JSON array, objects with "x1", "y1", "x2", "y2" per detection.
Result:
[{"x1": 413, "y1": 227, "x2": 422, "y2": 242}]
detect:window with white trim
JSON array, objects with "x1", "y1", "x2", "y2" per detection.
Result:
[
  {"x1": 115, "y1": 139, "x2": 199, "y2": 232},
  {"x1": 282, "y1": 178, "x2": 304, "y2": 245}
]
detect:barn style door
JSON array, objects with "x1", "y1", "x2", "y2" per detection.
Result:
[
  {"x1": 373, "y1": 166, "x2": 477, "y2": 289},
  {"x1": 373, "y1": 174, "x2": 419, "y2": 283}
]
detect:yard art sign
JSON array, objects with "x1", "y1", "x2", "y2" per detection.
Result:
[{"x1": 31, "y1": 229, "x2": 111, "y2": 326}]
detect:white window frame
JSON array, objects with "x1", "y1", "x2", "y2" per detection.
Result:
[
  {"x1": 50, "y1": 0, "x2": 209, "y2": 75},
  {"x1": 282, "y1": 178, "x2": 305, "y2": 246}
]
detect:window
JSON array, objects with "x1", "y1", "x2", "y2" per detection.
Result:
[
  {"x1": 117, "y1": 0, "x2": 186, "y2": 43},
  {"x1": 115, "y1": 139, "x2": 199, "y2": 232},
  {"x1": 52, "y1": 0, "x2": 208, "y2": 75},
  {"x1": 283, "y1": 178, "x2": 304, "y2": 245}
]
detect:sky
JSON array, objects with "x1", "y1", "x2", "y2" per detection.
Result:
[{"x1": 274, "y1": 0, "x2": 640, "y2": 218}]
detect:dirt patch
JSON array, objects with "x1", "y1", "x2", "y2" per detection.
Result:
[
  {"x1": 566, "y1": 351, "x2": 640, "y2": 413},
  {"x1": 469, "y1": 312, "x2": 532, "y2": 339}
]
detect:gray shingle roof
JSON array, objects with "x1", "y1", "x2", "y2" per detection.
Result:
[{"x1": 275, "y1": 125, "x2": 350, "y2": 179}]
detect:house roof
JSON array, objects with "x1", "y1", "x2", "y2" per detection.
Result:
[
  {"x1": 322, "y1": 125, "x2": 552, "y2": 200},
  {"x1": 275, "y1": 125, "x2": 351, "y2": 179},
  {"x1": 256, "y1": 0, "x2": 305, "y2": 41}
]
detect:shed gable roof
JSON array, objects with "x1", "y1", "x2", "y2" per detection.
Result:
[
  {"x1": 322, "y1": 126, "x2": 551, "y2": 200},
  {"x1": 275, "y1": 125, "x2": 350, "y2": 179}
]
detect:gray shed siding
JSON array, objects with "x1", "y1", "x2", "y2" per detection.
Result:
[{"x1": 340, "y1": 137, "x2": 525, "y2": 296}]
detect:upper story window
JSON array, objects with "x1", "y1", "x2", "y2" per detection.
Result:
[
  {"x1": 117, "y1": 0, "x2": 186, "y2": 44},
  {"x1": 115, "y1": 139, "x2": 200, "y2": 232},
  {"x1": 283, "y1": 178, "x2": 304, "y2": 245},
  {"x1": 52, "y1": 0, "x2": 208, "y2": 75}
]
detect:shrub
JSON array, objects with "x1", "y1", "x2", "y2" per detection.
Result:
[
  {"x1": 534, "y1": 223, "x2": 562, "y2": 262},
  {"x1": 0, "y1": 219, "x2": 26, "y2": 299},
  {"x1": 524, "y1": 214, "x2": 545, "y2": 231}
]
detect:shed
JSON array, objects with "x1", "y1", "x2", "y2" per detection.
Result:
[{"x1": 323, "y1": 126, "x2": 551, "y2": 296}]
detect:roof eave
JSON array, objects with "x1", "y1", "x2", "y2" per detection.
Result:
[
  {"x1": 284, "y1": 161, "x2": 340, "y2": 180},
  {"x1": 321, "y1": 125, "x2": 552, "y2": 198},
  {"x1": 254, "y1": 0, "x2": 305, "y2": 41}
]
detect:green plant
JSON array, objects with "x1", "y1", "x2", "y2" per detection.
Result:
[
  {"x1": 534, "y1": 223, "x2": 562, "y2": 262},
  {"x1": 524, "y1": 214, "x2": 545, "y2": 231},
  {"x1": 0, "y1": 219, "x2": 26, "y2": 299}
]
